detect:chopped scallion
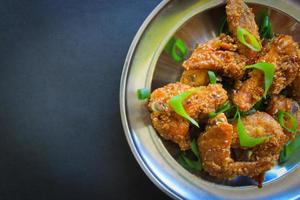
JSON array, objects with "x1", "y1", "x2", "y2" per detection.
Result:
[
  {"x1": 169, "y1": 88, "x2": 201, "y2": 127},
  {"x1": 208, "y1": 71, "x2": 217, "y2": 84},
  {"x1": 208, "y1": 102, "x2": 232, "y2": 118},
  {"x1": 165, "y1": 37, "x2": 188, "y2": 62},
  {"x1": 237, "y1": 27, "x2": 261, "y2": 52},
  {"x1": 177, "y1": 139, "x2": 202, "y2": 171},
  {"x1": 278, "y1": 110, "x2": 298, "y2": 133},
  {"x1": 279, "y1": 135, "x2": 300, "y2": 164},
  {"x1": 259, "y1": 13, "x2": 273, "y2": 39},
  {"x1": 236, "y1": 110, "x2": 269, "y2": 147},
  {"x1": 245, "y1": 62, "x2": 275, "y2": 98},
  {"x1": 137, "y1": 88, "x2": 150, "y2": 100}
]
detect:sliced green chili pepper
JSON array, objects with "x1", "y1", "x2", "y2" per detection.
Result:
[
  {"x1": 236, "y1": 110, "x2": 269, "y2": 147},
  {"x1": 190, "y1": 139, "x2": 200, "y2": 159},
  {"x1": 237, "y1": 27, "x2": 261, "y2": 52},
  {"x1": 279, "y1": 135, "x2": 300, "y2": 164},
  {"x1": 245, "y1": 62, "x2": 275, "y2": 98},
  {"x1": 137, "y1": 88, "x2": 150, "y2": 100},
  {"x1": 208, "y1": 71, "x2": 217, "y2": 84},
  {"x1": 278, "y1": 110, "x2": 298, "y2": 133},
  {"x1": 169, "y1": 88, "x2": 201, "y2": 127}
]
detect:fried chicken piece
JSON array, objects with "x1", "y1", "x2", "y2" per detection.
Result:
[
  {"x1": 260, "y1": 35, "x2": 300, "y2": 94},
  {"x1": 266, "y1": 95, "x2": 300, "y2": 139},
  {"x1": 232, "y1": 70, "x2": 264, "y2": 111},
  {"x1": 148, "y1": 83, "x2": 228, "y2": 150},
  {"x1": 289, "y1": 73, "x2": 300, "y2": 101},
  {"x1": 226, "y1": 0, "x2": 261, "y2": 61},
  {"x1": 182, "y1": 34, "x2": 247, "y2": 79},
  {"x1": 198, "y1": 113, "x2": 274, "y2": 180},
  {"x1": 233, "y1": 35, "x2": 300, "y2": 111},
  {"x1": 231, "y1": 112, "x2": 287, "y2": 186}
]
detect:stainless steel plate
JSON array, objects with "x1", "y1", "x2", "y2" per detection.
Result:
[{"x1": 120, "y1": 0, "x2": 300, "y2": 199}]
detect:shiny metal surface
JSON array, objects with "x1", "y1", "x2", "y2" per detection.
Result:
[{"x1": 120, "y1": 0, "x2": 300, "y2": 199}]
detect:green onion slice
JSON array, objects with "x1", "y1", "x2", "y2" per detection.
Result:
[
  {"x1": 245, "y1": 62, "x2": 275, "y2": 98},
  {"x1": 208, "y1": 102, "x2": 232, "y2": 118},
  {"x1": 177, "y1": 139, "x2": 202, "y2": 171},
  {"x1": 219, "y1": 17, "x2": 230, "y2": 35},
  {"x1": 164, "y1": 37, "x2": 188, "y2": 62},
  {"x1": 137, "y1": 88, "x2": 150, "y2": 100},
  {"x1": 279, "y1": 135, "x2": 300, "y2": 164},
  {"x1": 236, "y1": 111, "x2": 269, "y2": 147},
  {"x1": 169, "y1": 88, "x2": 201, "y2": 127},
  {"x1": 190, "y1": 139, "x2": 200, "y2": 159},
  {"x1": 278, "y1": 110, "x2": 298, "y2": 133},
  {"x1": 237, "y1": 27, "x2": 262, "y2": 52},
  {"x1": 259, "y1": 13, "x2": 273, "y2": 39},
  {"x1": 207, "y1": 71, "x2": 217, "y2": 84}
]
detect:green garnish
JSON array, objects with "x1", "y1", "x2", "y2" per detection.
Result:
[
  {"x1": 237, "y1": 27, "x2": 261, "y2": 52},
  {"x1": 236, "y1": 110, "x2": 269, "y2": 147},
  {"x1": 279, "y1": 135, "x2": 300, "y2": 164},
  {"x1": 207, "y1": 71, "x2": 217, "y2": 84},
  {"x1": 245, "y1": 62, "x2": 275, "y2": 98},
  {"x1": 169, "y1": 88, "x2": 201, "y2": 127},
  {"x1": 164, "y1": 37, "x2": 188, "y2": 62},
  {"x1": 259, "y1": 13, "x2": 273, "y2": 39},
  {"x1": 177, "y1": 139, "x2": 202, "y2": 171},
  {"x1": 240, "y1": 108, "x2": 257, "y2": 117},
  {"x1": 208, "y1": 102, "x2": 232, "y2": 118},
  {"x1": 219, "y1": 17, "x2": 230, "y2": 35},
  {"x1": 278, "y1": 110, "x2": 298, "y2": 133},
  {"x1": 137, "y1": 88, "x2": 150, "y2": 100}
]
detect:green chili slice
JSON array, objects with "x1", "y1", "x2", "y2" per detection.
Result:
[
  {"x1": 208, "y1": 102, "x2": 232, "y2": 118},
  {"x1": 190, "y1": 139, "x2": 200, "y2": 159},
  {"x1": 169, "y1": 88, "x2": 201, "y2": 127},
  {"x1": 137, "y1": 88, "x2": 150, "y2": 100},
  {"x1": 208, "y1": 71, "x2": 217, "y2": 84},
  {"x1": 236, "y1": 110, "x2": 269, "y2": 147},
  {"x1": 245, "y1": 62, "x2": 275, "y2": 98},
  {"x1": 279, "y1": 135, "x2": 300, "y2": 164},
  {"x1": 278, "y1": 110, "x2": 298, "y2": 133},
  {"x1": 237, "y1": 27, "x2": 261, "y2": 52},
  {"x1": 165, "y1": 37, "x2": 188, "y2": 62}
]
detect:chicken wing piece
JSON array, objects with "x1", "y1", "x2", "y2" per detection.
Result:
[
  {"x1": 266, "y1": 95, "x2": 300, "y2": 139},
  {"x1": 233, "y1": 35, "x2": 300, "y2": 111},
  {"x1": 260, "y1": 35, "x2": 300, "y2": 94},
  {"x1": 198, "y1": 113, "x2": 274, "y2": 180},
  {"x1": 226, "y1": 0, "x2": 261, "y2": 61},
  {"x1": 232, "y1": 112, "x2": 287, "y2": 163},
  {"x1": 182, "y1": 34, "x2": 247, "y2": 79},
  {"x1": 148, "y1": 83, "x2": 228, "y2": 150}
]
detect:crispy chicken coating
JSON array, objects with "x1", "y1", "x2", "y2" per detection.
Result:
[
  {"x1": 198, "y1": 113, "x2": 274, "y2": 180},
  {"x1": 232, "y1": 70, "x2": 264, "y2": 111},
  {"x1": 182, "y1": 34, "x2": 247, "y2": 79},
  {"x1": 226, "y1": 0, "x2": 261, "y2": 61},
  {"x1": 261, "y1": 35, "x2": 300, "y2": 94},
  {"x1": 148, "y1": 83, "x2": 228, "y2": 150},
  {"x1": 233, "y1": 35, "x2": 300, "y2": 111},
  {"x1": 232, "y1": 112, "x2": 287, "y2": 163},
  {"x1": 267, "y1": 95, "x2": 300, "y2": 139},
  {"x1": 232, "y1": 112, "x2": 287, "y2": 186},
  {"x1": 290, "y1": 73, "x2": 300, "y2": 101}
]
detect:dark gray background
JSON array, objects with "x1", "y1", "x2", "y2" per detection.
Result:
[{"x1": 0, "y1": 0, "x2": 169, "y2": 199}]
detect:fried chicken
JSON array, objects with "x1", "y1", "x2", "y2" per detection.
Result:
[
  {"x1": 198, "y1": 113, "x2": 274, "y2": 180},
  {"x1": 148, "y1": 83, "x2": 228, "y2": 150},
  {"x1": 267, "y1": 95, "x2": 300, "y2": 139},
  {"x1": 233, "y1": 35, "x2": 300, "y2": 111},
  {"x1": 226, "y1": 0, "x2": 261, "y2": 61},
  {"x1": 182, "y1": 34, "x2": 247, "y2": 79}
]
